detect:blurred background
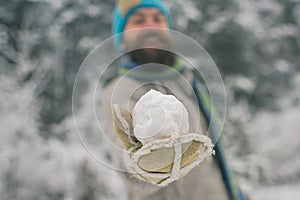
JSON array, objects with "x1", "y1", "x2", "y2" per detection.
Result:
[{"x1": 1, "y1": 0, "x2": 300, "y2": 199}]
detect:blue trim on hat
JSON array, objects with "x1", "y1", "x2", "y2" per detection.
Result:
[{"x1": 112, "y1": 0, "x2": 173, "y2": 50}]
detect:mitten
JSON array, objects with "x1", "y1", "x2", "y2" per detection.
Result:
[{"x1": 112, "y1": 104, "x2": 213, "y2": 187}]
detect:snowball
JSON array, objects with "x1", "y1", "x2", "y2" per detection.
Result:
[{"x1": 132, "y1": 89, "x2": 189, "y2": 144}]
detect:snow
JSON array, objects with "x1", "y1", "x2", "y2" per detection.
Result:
[
  {"x1": 2, "y1": 0, "x2": 300, "y2": 199},
  {"x1": 228, "y1": 80, "x2": 300, "y2": 198},
  {"x1": 132, "y1": 89, "x2": 189, "y2": 144},
  {"x1": 251, "y1": 184, "x2": 300, "y2": 200}
]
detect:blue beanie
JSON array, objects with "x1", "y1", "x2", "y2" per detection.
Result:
[{"x1": 112, "y1": 0, "x2": 173, "y2": 50}]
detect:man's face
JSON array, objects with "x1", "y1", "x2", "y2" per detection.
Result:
[{"x1": 121, "y1": 8, "x2": 174, "y2": 65}]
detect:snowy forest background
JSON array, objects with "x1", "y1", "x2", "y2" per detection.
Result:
[{"x1": 1, "y1": 0, "x2": 300, "y2": 199}]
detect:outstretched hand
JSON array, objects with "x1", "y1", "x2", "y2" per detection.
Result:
[{"x1": 112, "y1": 104, "x2": 214, "y2": 187}]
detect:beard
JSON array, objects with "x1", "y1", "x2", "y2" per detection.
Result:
[
  {"x1": 128, "y1": 48, "x2": 175, "y2": 66},
  {"x1": 124, "y1": 30, "x2": 176, "y2": 66}
]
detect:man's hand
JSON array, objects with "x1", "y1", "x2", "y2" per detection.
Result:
[{"x1": 112, "y1": 104, "x2": 213, "y2": 187}]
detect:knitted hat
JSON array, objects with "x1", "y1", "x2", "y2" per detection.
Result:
[{"x1": 112, "y1": 0, "x2": 173, "y2": 50}]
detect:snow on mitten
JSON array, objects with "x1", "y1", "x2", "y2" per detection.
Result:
[{"x1": 112, "y1": 102, "x2": 213, "y2": 187}]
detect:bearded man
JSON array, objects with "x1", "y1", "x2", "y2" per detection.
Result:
[{"x1": 101, "y1": 1, "x2": 244, "y2": 199}]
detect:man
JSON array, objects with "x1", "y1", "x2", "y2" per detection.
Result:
[{"x1": 102, "y1": 0, "x2": 244, "y2": 199}]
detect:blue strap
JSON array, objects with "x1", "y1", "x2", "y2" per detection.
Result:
[{"x1": 192, "y1": 78, "x2": 244, "y2": 200}]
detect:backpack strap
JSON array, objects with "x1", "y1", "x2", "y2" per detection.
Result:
[{"x1": 192, "y1": 75, "x2": 244, "y2": 200}]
